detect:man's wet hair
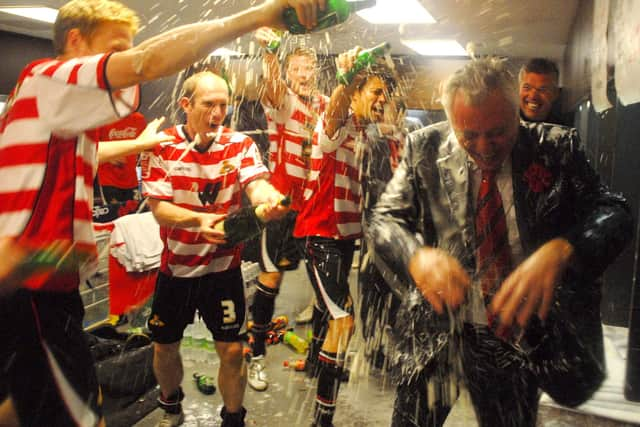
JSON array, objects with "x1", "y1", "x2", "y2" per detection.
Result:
[
  {"x1": 284, "y1": 47, "x2": 318, "y2": 71},
  {"x1": 356, "y1": 63, "x2": 397, "y2": 93},
  {"x1": 54, "y1": 0, "x2": 140, "y2": 55},
  {"x1": 441, "y1": 56, "x2": 519, "y2": 120},
  {"x1": 519, "y1": 58, "x2": 559, "y2": 85}
]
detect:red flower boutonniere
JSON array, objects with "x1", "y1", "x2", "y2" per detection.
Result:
[{"x1": 524, "y1": 162, "x2": 552, "y2": 193}]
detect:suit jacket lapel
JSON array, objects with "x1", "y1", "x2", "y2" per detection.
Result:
[{"x1": 436, "y1": 134, "x2": 474, "y2": 250}]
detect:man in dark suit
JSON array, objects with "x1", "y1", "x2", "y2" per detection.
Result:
[{"x1": 368, "y1": 57, "x2": 632, "y2": 427}]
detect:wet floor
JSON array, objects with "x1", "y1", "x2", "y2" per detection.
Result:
[{"x1": 134, "y1": 261, "x2": 640, "y2": 427}]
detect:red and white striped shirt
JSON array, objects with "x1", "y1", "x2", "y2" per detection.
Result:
[
  {"x1": 141, "y1": 125, "x2": 268, "y2": 278},
  {"x1": 0, "y1": 53, "x2": 140, "y2": 292},
  {"x1": 294, "y1": 114, "x2": 363, "y2": 240},
  {"x1": 263, "y1": 88, "x2": 328, "y2": 211}
]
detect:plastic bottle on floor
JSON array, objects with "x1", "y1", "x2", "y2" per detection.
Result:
[
  {"x1": 203, "y1": 334, "x2": 216, "y2": 364},
  {"x1": 283, "y1": 359, "x2": 306, "y2": 371},
  {"x1": 191, "y1": 314, "x2": 208, "y2": 363},
  {"x1": 181, "y1": 319, "x2": 195, "y2": 361},
  {"x1": 283, "y1": 331, "x2": 309, "y2": 354}
]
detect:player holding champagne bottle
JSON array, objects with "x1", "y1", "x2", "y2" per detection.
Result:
[
  {"x1": 245, "y1": 27, "x2": 331, "y2": 392},
  {"x1": 294, "y1": 46, "x2": 397, "y2": 426},
  {"x1": 142, "y1": 70, "x2": 291, "y2": 427}
]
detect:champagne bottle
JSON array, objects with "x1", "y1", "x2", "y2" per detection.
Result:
[
  {"x1": 214, "y1": 196, "x2": 291, "y2": 247},
  {"x1": 336, "y1": 42, "x2": 391, "y2": 86},
  {"x1": 282, "y1": 0, "x2": 377, "y2": 34},
  {"x1": 265, "y1": 30, "x2": 284, "y2": 54},
  {"x1": 193, "y1": 373, "x2": 216, "y2": 395}
]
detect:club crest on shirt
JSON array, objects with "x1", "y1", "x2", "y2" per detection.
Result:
[{"x1": 219, "y1": 160, "x2": 236, "y2": 174}]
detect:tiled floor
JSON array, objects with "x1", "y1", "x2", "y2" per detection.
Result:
[{"x1": 135, "y1": 263, "x2": 640, "y2": 427}]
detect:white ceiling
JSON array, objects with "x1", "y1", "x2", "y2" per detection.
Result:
[{"x1": 0, "y1": 0, "x2": 578, "y2": 61}]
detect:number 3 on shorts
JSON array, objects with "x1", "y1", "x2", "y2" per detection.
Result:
[{"x1": 221, "y1": 299, "x2": 236, "y2": 324}]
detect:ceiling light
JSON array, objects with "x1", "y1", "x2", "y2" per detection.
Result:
[
  {"x1": 210, "y1": 48, "x2": 243, "y2": 57},
  {"x1": 357, "y1": 0, "x2": 435, "y2": 24},
  {"x1": 0, "y1": 7, "x2": 58, "y2": 24},
  {"x1": 401, "y1": 39, "x2": 468, "y2": 57}
]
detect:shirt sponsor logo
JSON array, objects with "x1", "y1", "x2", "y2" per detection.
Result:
[
  {"x1": 198, "y1": 181, "x2": 222, "y2": 206},
  {"x1": 93, "y1": 205, "x2": 110, "y2": 216},
  {"x1": 139, "y1": 153, "x2": 150, "y2": 178},
  {"x1": 171, "y1": 166, "x2": 191, "y2": 173},
  {"x1": 108, "y1": 126, "x2": 138, "y2": 140}
]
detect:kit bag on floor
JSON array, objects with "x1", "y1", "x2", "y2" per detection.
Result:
[{"x1": 86, "y1": 326, "x2": 157, "y2": 426}]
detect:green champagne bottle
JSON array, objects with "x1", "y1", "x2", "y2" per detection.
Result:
[
  {"x1": 214, "y1": 196, "x2": 291, "y2": 247},
  {"x1": 193, "y1": 373, "x2": 216, "y2": 395},
  {"x1": 266, "y1": 38, "x2": 281, "y2": 54},
  {"x1": 282, "y1": 0, "x2": 377, "y2": 34},
  {"x1": 336, "y1": 42, "x2": 391, "y2": 86},
  {"x1": 265, "y1": 30, "x2": 284, "y2": 54}
]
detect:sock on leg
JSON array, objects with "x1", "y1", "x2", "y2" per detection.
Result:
[
  {"x1": 313, "y1": 351, "x2": 344, "y2": 427},
  {"x1": 250, "y1": 282, "x2": 278, "y2": 357}
]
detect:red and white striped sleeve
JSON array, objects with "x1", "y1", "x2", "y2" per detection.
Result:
[
  {"x1": 141, "y1": 144, "x2": 173, "y2": 201},
  {"x1": 318, "y1": 112, "x2": 352, "y2": 154},
  {"x1": 26, "y1": 54, "x2": 140, "y2": 137},
  {"x1": 237, "y1": 133, "x2": 269, "y2": 186}
]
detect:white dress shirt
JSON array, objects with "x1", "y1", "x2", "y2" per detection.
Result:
[{"x1": 465, "y1": 156, "x2": 525, "y2": 324}]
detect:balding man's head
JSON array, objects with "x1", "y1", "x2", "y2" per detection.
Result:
[{"x1": 180, "y1": 71, "x2": 230, "y2": 144}]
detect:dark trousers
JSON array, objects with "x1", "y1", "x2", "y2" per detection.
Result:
[
  {"x1": 392, "y1": 304, "x2": 605, "y2": 427},
  {"x1": 391, "y1": 350, "x2": 455, "y2": 427},
  {"x1": 392, "y1": 324, "x2": 538, "y2": 427}
]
